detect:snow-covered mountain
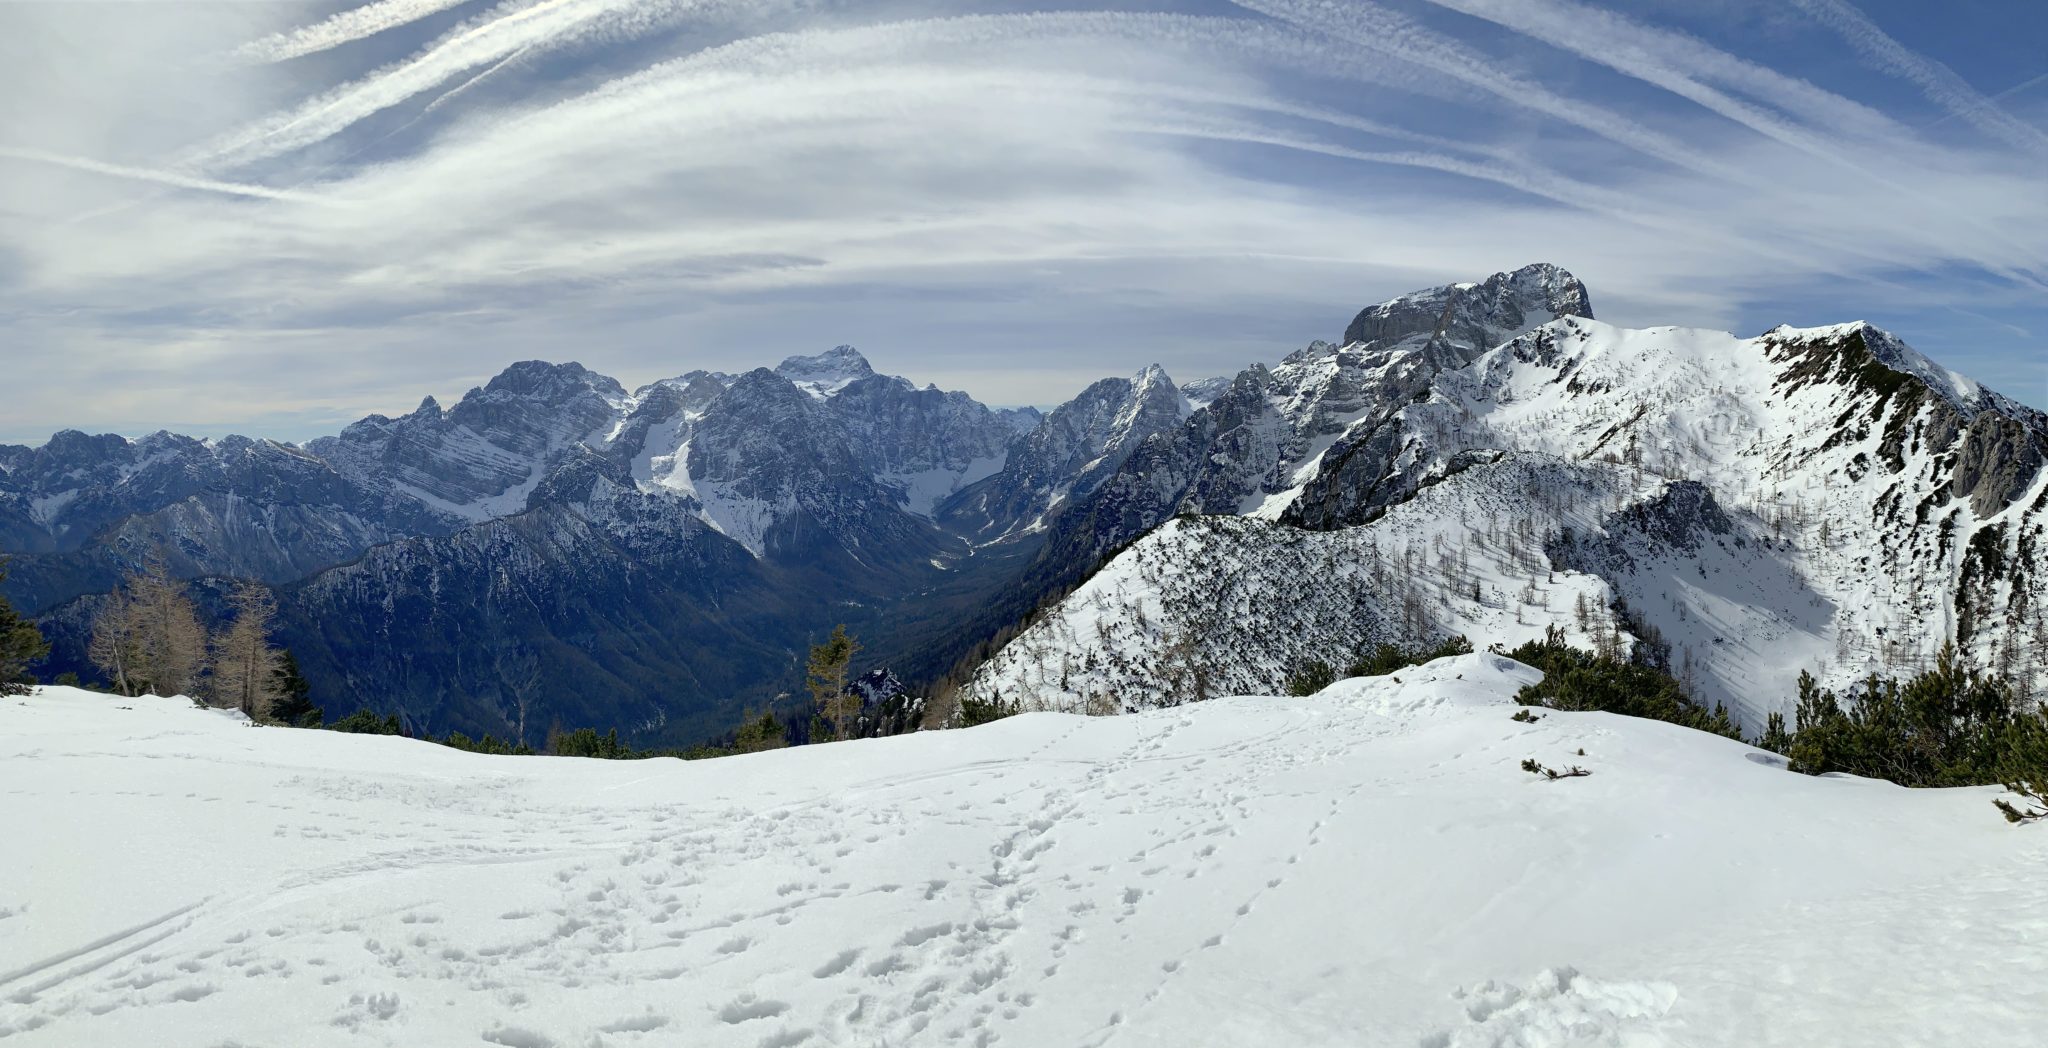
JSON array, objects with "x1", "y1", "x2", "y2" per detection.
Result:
[
  {"x1": 965, "y1": 272, "x2": 2047, "y2": 728},
  {"x1": 6, "y1": 264, "x2": 2041, "y2": 746},
  {"x1": 0, "y1": 345, "x2": 1166, "y2": 744},
  {"x1": 0, "y1": 430, "x2": 455, "y2": 614},
  {"x1": 0, "y1": 348, "x2": 1029, "y2": 608},
  {"x1": 988, "y1": 264, "x2": 1597, "y2": 591},
  {"x1": 938, "y1": 364, "x2": 1192, "y2": 541},
  {"x1": 7, "y1": 659, "x2": 2043, "y2": 1047},
  {"x1": 310, "y1": 361, "x2": 630, "y2": 523}
]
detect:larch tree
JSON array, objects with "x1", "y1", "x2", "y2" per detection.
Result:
[
  {"x1": 90, "y1": 559, "x2": 205, "y2": 698},
  {"x1": 88, "y1": 584, "x2": 143, "y2": 697},
  {"x1": 0, "y1": 561, "x2": 49, "y2": 697},
  {"x1": 211, "y1": 582, "x2": 286, "y2": 721},
  {"x1": 806, "y1": 625, "x2": 861, "y2": 742}
]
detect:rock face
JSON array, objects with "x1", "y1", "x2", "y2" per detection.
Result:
[
  {"x1": 937, "y1": 365, "x2": 1191, "y2": 542},
  {"x1": 1341, "y1": 261, "x2": 1593, "y2": 366},
  {"x1": 309, "y1": 361, "x2": 628, "y2": 520},
  {"x1": 968, "y1": 264, "x2": 1600, "y2": 628}
]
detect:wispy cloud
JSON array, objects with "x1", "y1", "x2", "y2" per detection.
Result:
[
  {"x1": 197, "y1": 0, "x2": 812, "y2": 169},
  {"x1": 232, "y1": 0, "x2": 489, "y2": 64},
  {"x1": 0, "y1": 0, "x2": 2041, "y2": 443}
]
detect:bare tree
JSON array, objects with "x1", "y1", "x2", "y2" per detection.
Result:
[
  {"x1": 90, "y1": 559, "x2": 205, "y2": 698},
  {"x1": 211, "y1": 582, "x2": 286, "y2": 720},
  {"x1": 88, "y1": 587, "x2": 143, "y2": 697}
]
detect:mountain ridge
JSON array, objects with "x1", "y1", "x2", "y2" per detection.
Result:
[{"x1": 6, "y1": 263, "x2": 2042, "y2": 746}]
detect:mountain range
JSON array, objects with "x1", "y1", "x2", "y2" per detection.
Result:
[{"x1": 4, "y1": 264, "x2": 2041, "y2": 742}]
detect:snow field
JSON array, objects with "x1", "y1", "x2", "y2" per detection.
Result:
[{"x1": 3, "y1": 658, "x2": 2045, "y2": 1047}]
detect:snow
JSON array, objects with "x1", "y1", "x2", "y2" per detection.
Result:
[
  {"x1": 5, "y1": 669, "x2": 2045, "y2": 1047},
  {"x1": 637, "y1": 429, "x2": 794, "y2": 557},
  {"x1": 881, "y1": 454, "x2": 1006, "y2": 518},
  {"x1": 1767, "y1": 322, "x2": 1987, "y2": 414},
  {"x1": 24, "y1": 491, "x2": 77, "y2": 529},
  {"x1": 687, "y1": 480, "x2": 793, "y2": 557}
]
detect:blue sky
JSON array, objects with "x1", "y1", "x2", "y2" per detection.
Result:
[{"x1": 0, "y1": 0, "x2": 2042, "y2": 444}]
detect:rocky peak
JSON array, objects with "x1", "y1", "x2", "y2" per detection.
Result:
[
  {"x1": 481, "y1": 360, "x2": 628, "y2": 403},
  {"x1": 775, "y1": 345, "x2": 877, "y2": 398},
  {"x1": 1341, "y1": 263, "x2": 1593, "y2": 368}
]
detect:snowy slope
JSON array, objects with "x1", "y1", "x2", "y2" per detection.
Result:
[
  {"x1": 4, "y1": 667, "x2": 2045, "y2": 1047},
  {"x1": 971, "y1": 312, "x2": 2047, "y2": 727}
]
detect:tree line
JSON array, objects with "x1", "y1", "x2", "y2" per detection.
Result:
[
  {"x1": 81, "y1": 559, "x2": 314, "y2": 722},
  {"x1": 0, "y1": 557, "x2": 316, "y2": 722},
  {"x1": 5, "y1": 558, "x2": 2039, "y2": 822},
  {"x1": 1501, "y1": 626, "x2": 2043, "y2": 824}
]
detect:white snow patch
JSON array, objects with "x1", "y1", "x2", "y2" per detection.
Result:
[{"x1": 3, "y1": 676, "x2": 2043, "y2": 1046}]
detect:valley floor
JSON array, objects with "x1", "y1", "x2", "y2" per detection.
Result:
[{"x1": 2, "y1": 657, "x2": 2044, "y2": 1047}]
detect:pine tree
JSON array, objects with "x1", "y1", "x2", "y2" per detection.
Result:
[
  {"x1": 211, "y1": 582, "x2": 287, "y2": 721},
  {"x1": 733, "y1": 710, "x2": 788, "y2": 753},
  {"x1": 0, "y1": 562, "x2": 49, "y2": 697},
  {"x1": 268, "y1": 650, "x2": 323, "y2": 727},
  {"x1": 806, "y1": 625, "x2": 861, "y2": 742},
  {"x1": 1755, "y1": 710, "x2": 1791, "y2": 755}
]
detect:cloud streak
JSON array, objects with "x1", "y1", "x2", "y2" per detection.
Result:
[
  {"x1": 232, "y1": 0, "x2": 490, "y2": 63},
  {"x1": 0, "y1": 147, "x2": 325, "y2": 204},
  {"x1": 0, "y1": 0, "x2": 2041, "y2": 442}
]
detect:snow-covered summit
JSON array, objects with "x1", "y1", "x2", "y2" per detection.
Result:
[
  {"x1": 1763, "y1": 321, "x2": 2043, "y2": 425},
  {"x1": 4, "y1": 666, "x2": 2042, "y2": 1047},
  {"x1": 775, "y1": 345, "x2": 879, "y2": 398}
]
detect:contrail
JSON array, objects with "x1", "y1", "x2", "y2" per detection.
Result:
[
  {"x1": 0, "y1": 147, "x2": 319, "y2": 203},
  {"x1": 1226, "y1": 0, "x2": 1754, "y2": 187},
  {"x1": 1415, "y1": 0, "x2": 1909, "y2": 145},
  {"x1": 234, "y1": 0, "x2": 493, "y2": 63},
  {"x1": 1408, "y1": 0, "x2": 2048, "y2": 283},
  {"x1": 1926, "y1": 71, "x2": 2048, "y2": 129},
  {"x1": 1789, "y1": 0, "x2": 2048, "y2": 153}
]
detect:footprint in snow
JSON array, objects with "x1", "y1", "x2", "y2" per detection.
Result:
[
  {"x1": 1419, "y1": 967, "x2": 1677, "y2": 1048},
  {"x1": 812, "y1": 949, "x2": 860, "y2": 978},
  {"x1": 717, "y1": 995, "x2": 791, "y2": 1023}
]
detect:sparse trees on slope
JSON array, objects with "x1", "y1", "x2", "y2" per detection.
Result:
[
  {"x1": 807, "y1": 625, "x2": 861, "y2": 741},
  {"x1": 0, "y1": 562, "x2": 49, "y2": 696},
  {"x1": 211, "y1": 582, "x2": 287, "y2": 721},
  {"x1": 90, "y1": 559, "x2": 205, "y2": 698}
]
